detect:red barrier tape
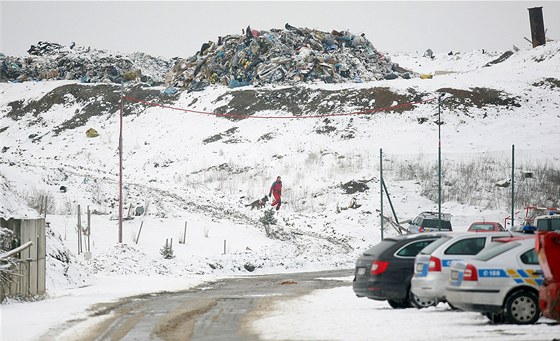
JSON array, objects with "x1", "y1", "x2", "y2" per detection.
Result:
[{"x1": 122, "y1": 96, "x2": 437, "y2": 119}]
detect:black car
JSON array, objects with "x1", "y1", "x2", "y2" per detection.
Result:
[{"x1": 353, "y1": 233, "x2": 447, "y2": 308}]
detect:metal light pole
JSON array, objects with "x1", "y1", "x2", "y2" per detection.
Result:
[
  {"x1": 437, "y1": 95, "x2": 442, "y2": 231},
  {"x1": 380, "y1": 148, "x2": 384, "y2": 241},
  {"x1": 119, "y1": 84, "x2": 123, "y2": 243},
  {"x1": 436, "y1": 93, "x2": 454, "y2": 230},
  {"x1": 511, "y1": 145, "x2": 515, "y2": 228}
]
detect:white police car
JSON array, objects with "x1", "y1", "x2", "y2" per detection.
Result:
[
  {"x1": 445, "y1": 236, "x2": 543, "y2": 324},
  {"x1": 411, "y1": 231, "x2": 517, "y2": 306},
  {"x1": 408, "y1": 211, "x2": 453, "y2": 233}
]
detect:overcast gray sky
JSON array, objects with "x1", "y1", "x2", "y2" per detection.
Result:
[{"x1": 2, "y1": 1, "x2": 559, "y2": 58}]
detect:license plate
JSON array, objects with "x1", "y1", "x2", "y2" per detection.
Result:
[
  {"x1": 451, "y1": 271, "x2": 459, "y2": 280},
  {"x1": 357, "y1": 268, "x2": 366, "y2": 275},
  {"x1": 416, "y1": 263, "x2": 424, "y2": 272}
]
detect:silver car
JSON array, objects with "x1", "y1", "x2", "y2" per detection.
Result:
[
  {"x1": 445, "y1": 236, "x2": 543, "y2": 324},
  {"x1": 411, "y1": 231, "x2": 518, "y2": 306}
]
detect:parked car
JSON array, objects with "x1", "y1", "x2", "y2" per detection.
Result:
[
  {"x1": 467, "y1": 221, "x2": 505, "y2": 232},
  {"x1": 408, "y1": 211, "x2": 452, "y2": 233},
  {"x1": 536, "y1": 231, "x2": 560, "y2": 322},
  {"x1": 534, "y1": 214, "x2": 560, "y2": 232},
  {"x1": 445, "y1": 236, "x2": 543, "y2": 324},
  {"x1": 353, "y1": 233, "x2": 448, "y2": 309},
  {"x1": 411, "y1": 231, "x2": 518, "y2": 306}
]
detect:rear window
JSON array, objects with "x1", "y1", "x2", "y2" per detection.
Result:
[
  {"x1": 395, "y1": 239, "x2": 437, "y2": 257},
  {"x1": 537, "y1": 217, "x2": 560, "y2": 231},
  {"x1": 474, "y1": 241, "x2": 520, "y2": 261},
  {"x1": 363, "y1": 239, "x2": 398, "y2": 256},
  {"x1": 418, "y1": 236, "x2": 452, "y2": 255},
  {"x1": 553, "y1": 219, "x2": 560, "y2": 231},
  {"x1": 422, "y1": 219, "x2": 452, "y2": 229},
  {"x1": 469, "y1": 223, "x2": 495, "y2": 231},
  {"x1": 444, "y1": 237, "x2": 486, "y2": 255}
]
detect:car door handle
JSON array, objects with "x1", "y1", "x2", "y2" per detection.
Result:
[{"x1": 533, "y1": 270, "x2": 544, "y2": 276}]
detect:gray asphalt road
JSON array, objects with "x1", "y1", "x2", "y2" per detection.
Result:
[{"x1": 45, "y1": 269, "x2": 353, "y2": 341}]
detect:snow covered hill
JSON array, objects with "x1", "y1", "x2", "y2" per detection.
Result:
[{"x1": 1, "y1": 41, "x2": 560, "y2": 298}]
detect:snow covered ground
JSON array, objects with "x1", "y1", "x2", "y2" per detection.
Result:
[
  {"x1": 252, "y1": 284, "x2": 560, "y2": 341},
  {"x1": 1, "y1": 42, "x2": 560, "y2": 340}
]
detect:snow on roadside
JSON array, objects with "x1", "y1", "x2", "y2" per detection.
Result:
[{"x1": 251, "y1": 283, "x2": 560, "y2": 341}]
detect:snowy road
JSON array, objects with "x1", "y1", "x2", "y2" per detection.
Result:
[
  {"x1": 36, "y1": 269, "x2": 560, "y2": 341},
  {"x1": 41, "y1": 270, "x2": 352, "y2": 340}
]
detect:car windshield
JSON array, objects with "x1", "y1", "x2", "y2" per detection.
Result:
[
  {"x1": 473, "y1": 241, "x2": 520, "y2": 261},
  {"x1": 363, "y1": 239, "x2": 398, "y2": 256},
  {"x1": 418, "y1": 236, "x2": 452, "y2": 254}
]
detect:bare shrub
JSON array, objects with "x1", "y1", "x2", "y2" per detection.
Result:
[
  {"x1": 512, "y1": 164, "x2": 560, "y2": 208},
  {"x1": 389, "y1": 153, "x2": 560, "y2": 211},
  {"x1": 24, "y1": 188, "x2": 55, "y2": 214},
  {"x1": 284, "y1": 189, "x2": 305, "y2": 213},
  {"x1": 58, "y1": 197, "x2": 74, "y2": 215}
]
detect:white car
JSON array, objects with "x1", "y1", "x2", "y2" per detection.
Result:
[
  {"x1": 445, "y1": 236, "x2": 543, "y2": 324},
  {"x1": 534, "y1": 214, "x2": 560, "y2": 232},
  {"x1": 411, "y1": 231, "x2": 518, "y2": 305}
]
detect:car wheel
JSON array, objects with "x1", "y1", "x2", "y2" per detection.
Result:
[
  {"x1": 504, "y1": 290, "x2": 540, "y2": 324},
  {"x1": 408, "y1": 290, "x2": 437, "y2": 309},
  {"x1": 387, "y1": 299, "x2": 410, "y2": 309}
]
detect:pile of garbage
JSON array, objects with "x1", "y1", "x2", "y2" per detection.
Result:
[
  {"x1": 168, "y1": 24, "x2": 413, "y2": 91},
  {"x1": 0, "y1": 41, "x2": 172, "y2": 85}
]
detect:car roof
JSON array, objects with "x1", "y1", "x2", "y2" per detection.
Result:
[
  {"x1": 535, "y1": 214, "x2": 560, "y2": 220},
  {"x1": 426, "y1": 231, "x2": 519, "y2": 251},
  {"x1": 385, "y1": 232, "x2": 453, "y2": 241},
  {"x1": 467, "y1": 235, "x2": 537, "y2": 263},
  {"x1": 416, "y1": 211, "x2": 452, "y2": 220},
  {"x1": 492, "y1": 235, "x2": 535, "y2": 243},
  {"x1": 445, "y1": 231, "x2": 515, "y2": 238},
  {"x1": 362, "y1": 233, "x2": 449, "y2": 256}
]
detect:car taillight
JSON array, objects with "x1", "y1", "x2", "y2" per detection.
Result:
[
  {"x1": 371, "y1": 260, "x2": 389, "y2": 275},
  {"x1": 463, "y1": 264, "x2": 478, "y2": 281},
  {"x1": 428, "y1": 256, "x2": 441, "y2": 272}
]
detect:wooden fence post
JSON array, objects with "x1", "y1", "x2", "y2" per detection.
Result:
[{"x1": 77, "y1": 205, "x2": 82, "y2": 255}]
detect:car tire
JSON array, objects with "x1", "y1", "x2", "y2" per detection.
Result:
[
  {"x1": 504, "y1": 290, "x2": 540, "y2": 324},
  {"x1": 387, "y1": 299, "x2": 410, "y2": 309},
  {"x1": 408, "y1": 290, "x2": 437, "y2": 309}
]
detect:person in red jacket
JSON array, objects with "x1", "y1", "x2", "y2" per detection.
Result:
[{"x1": 269, "y1": 176, "x2": 282, "y2": 210}]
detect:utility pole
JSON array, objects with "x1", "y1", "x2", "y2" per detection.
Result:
[
  {"x1": 380, "y1": 148, "x2": 384, "y2": 241},
  {"x1": 437, "y1": 95, "x2": 442, "y2": 231},
  {"x1": 511, "y1": 145, "x2": 515, "y2": 228},
  {"x1": 119, "y1": 83, "x2": 123, "y2": 243}
]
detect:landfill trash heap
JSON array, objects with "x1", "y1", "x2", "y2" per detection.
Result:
[
  {"x1": 0, "y1": 41, "x2": 172, "y2": 86},
  {"x1": 168, "y1": 24, "x2": 414, "y2": 92}
]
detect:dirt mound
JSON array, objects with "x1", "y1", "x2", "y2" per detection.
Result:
[{"x1": 4, "y1": 83, "x2": 179, "y2": 139}]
